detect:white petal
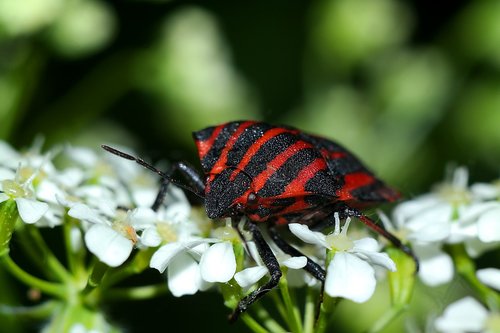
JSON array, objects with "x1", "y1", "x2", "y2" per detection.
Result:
[
  {"x1": 129, "y1": 207, "x2": 157, "y2": 228},
  {"x1": 477, "y1": 268, "x2": 500, "y2": 291},
  {"x1": 167, "y1": 252, "x2": 201, "y2": 297},
  {"x1": 140, "y1": 227, "x2": 162, "y2": 247},
  {"x1": 0, "y1": 193, "x2": 9, "y2": 203},
  {"x1": 150, "y1": 243, "x2": 185, "y2": 273},
  {"x1": 324, "y1": 252, "x2": 376, "y2": 303},
  {"x1": 65, "y1": 146, "x2": 98, "y2": 168},
  {"x1": 464, "y1": 237, "x2": 499, "y2": 258},
  {"x1": 36, "y1": 180, "x2": 65, "y2": 204},
  {"x1": 289, "y1": 223, "x2": 328, "y2": 248},
  {"x1": 354, "y1": 250, "x2": 396, "y2": 272},
  {"x1": 15, "y1": 198, "x2": 49, "y2": 224},
  {"x1": 471, "y1": 183, "x2": 499, "y2": 200},
  {"x1": 68, "y1": 203, "x2": 107, "y2": 225},
  {"x1": 150, "y1": 239, "x2": 210, "y2": 273},
  {"x1": 407, "y1": 221, "x2": 450, "y2": 243},
  {"x1": 477, "y1": 207, "x2": 500, "y2": 242},
  {"x1": 0, "y1": 168, "x2": 16, "y2": 182},
  {"x1": 435, "y1": 297, "x2": 488, "y2": 332},
  {"x1": 352, "y1": 238, "x2": 379, "y2": 252},
  {"x1": 234, "y1": 266, "x2": 268, "y2": 288},
  {"x1": 413, "y1": 244, "x2": 454, "y2": 286},
  {"x1": 199, "y1": 242, "x2": 236, "y2": 283},
  {"x1": 283, "y1": 256, "x2": 307, "y2": 269},
  {"x1": 84, "y1": 224, "x2": 133, "y2": 267},
  {"x1": 405, "y1": 204, "x2": 453, "y2": 232},
  {"x1": 393, "y1": 195, "x2": 441, "y2": 227}
]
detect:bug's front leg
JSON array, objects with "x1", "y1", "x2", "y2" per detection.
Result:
[
  {"x1": 229, "y1": 221, "x2": 282, "y2": 323},
  {"x1": 268, "y1": 225, "x2": 326, "y2": 282},
  {"x1": 151, "y1": 161, "x2": 205, "y2": 211}
]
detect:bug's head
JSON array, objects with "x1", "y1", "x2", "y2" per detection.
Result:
[{"x1": 204, "y1": 168, "x2": 253, "y2": 219}]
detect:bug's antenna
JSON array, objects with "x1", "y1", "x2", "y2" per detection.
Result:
[{"x1": 101, "y1": 145, "x2": 204, "y2": 199}]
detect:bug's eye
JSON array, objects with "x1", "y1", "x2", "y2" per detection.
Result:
[{"x1": 247, "y1": 192, "x2": 258, "y2": 205}]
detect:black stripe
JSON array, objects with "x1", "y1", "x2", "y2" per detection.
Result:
[
  {"x1": 225, "y1": 122, "x2": 273, "y2": 169},
  {"x1": 199, "y1": 122, "x2": 241, "y2": 173},
  {"x1": 258, "y1": 148, "x2": 321, "y2": 198},
  {"x1": 242, "y1": 132, "x2": 299, "y2": 178},
  {"x1": 192, "y1": 126, "x2": 215, "y2": 142},
  {"x1": 305, "y1": 169, "x2": 339, "y2": 196}
]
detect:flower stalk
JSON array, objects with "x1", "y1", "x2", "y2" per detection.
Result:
[{"x1": 0, "y1": 200, "x2": 18, "y2": 257}]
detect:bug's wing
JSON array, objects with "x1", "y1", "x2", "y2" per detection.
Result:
[{"x1": 300, "y1": 133, "x2": 401, "y2": 207}]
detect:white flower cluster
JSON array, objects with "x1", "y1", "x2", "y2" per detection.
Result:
[
  {"x1": 385, "y1": 167, "x2": 500, "y2": 287},
  {"x1": 0, "y1": 140, "x2": 398, "y2": 304},
  {"x1": 380, "y1": 167, "x2": 500, "y2": 333}
]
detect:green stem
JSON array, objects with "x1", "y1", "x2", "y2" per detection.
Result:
[
  {"x1": 241, "y1": 313, "x2": 270, "y2": 333},
  {"x1": 62, "y1": 217, "x2": 86, "y2": 278},
  {"x1": 1, "y1": 255, "x2": 66, "y2": 299},
  {"x1": 448, "y1": 244, "x2": 500, "y2": 311},
  {"x1": 82, "y1": 260, "x2": 109, "y2": 295},
  {"x1": 104, "y1": 284, "x2": 168, "y2": 301},
  {"x1": 100, "y1": 248, "x2": 154, "y2": 290},
  {"x1": 314, "y1": 293, "x2": 338, "y2": 333},
  {"x1": 279, "y1": 273, "x2": 303, "y2": 333},
  {"x1": 367, "y1": 304, "x2": 405, "y2": 333},
  {"x1": 252, "y1": 305, "x2": 288, "y2": 333},
  {"x1": 21, "y1": 225, "x2": 71, "y2": 282},
  {"x1": 270, "y1": 291, "x2": 287, "y2": 321},
  {"x1": 0, "y1": 200, "x2": 18, "y2": 257},
  {"x1": 303, "y1": 288, "x2": 316, "y2": 333},
  {"x1": 0, "y1": 300, "x2": 60, "y2": 320},
  {"x1": 315, "y1": 250, "x2": 338, "y2": 333}
]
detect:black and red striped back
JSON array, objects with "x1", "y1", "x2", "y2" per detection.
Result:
[{"x1": 193, "y1": 121, "x2": 399, "y2": 224}]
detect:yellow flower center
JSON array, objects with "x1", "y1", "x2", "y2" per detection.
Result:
[
  {"x1": 325, "y1": 233, "x2": 354, "y2": 252},
  {"x1": 2, "y1": 179, "x2": 29, "y2": 198},
  {"x1": 157, "y1": 223, "x2": 178, "y2": 243},
  {"x1": 212, "y1": 226, "x2": 239, "y2": 242}
]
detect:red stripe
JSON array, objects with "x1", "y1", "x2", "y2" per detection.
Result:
[
  {"x1": 195, "y1": 124, "x2": 224, "y2": 160},
  {"x1": 284, "y1": 158, "x2": 327, "y2": 194},
  {"x1": 252, "y1": 140, "x2": 311, "y2": 191},
  {"x1": 337, "y1": 172, "x2": 375, "y2": 201},
  {"x1": 230, "y1": 127, "x2": 294, "y2": 180},
  {"x1": 209, "y1": 121, "x2": 255, "y2": 175}
]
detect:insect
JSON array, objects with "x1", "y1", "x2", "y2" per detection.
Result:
[{"x1": 102, "y1": 120, "x2": 417, "y2": 321}]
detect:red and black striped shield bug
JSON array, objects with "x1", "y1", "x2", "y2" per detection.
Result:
[{"x1": 102, "y1": 120, "x2": 417, "y2": 321}]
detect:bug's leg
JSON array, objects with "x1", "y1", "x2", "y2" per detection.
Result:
[
  {"x1": 151, "y1": 161, "x2": 205, "y2": 211},
  {"x1": 340, "y1": 207, "x2": 419, "y2": 271},
  {"x1": 229, "y1": 222, "x2": 282, "y2": 323},
  {"x1": 268, "y1": 226, "x2": 325, "y2": 282}
]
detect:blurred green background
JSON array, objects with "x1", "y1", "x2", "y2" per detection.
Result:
[{"x1": 1, "y1": 0, "x2": 500, "y2": 331}]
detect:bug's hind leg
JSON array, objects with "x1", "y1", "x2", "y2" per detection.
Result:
[
  {"x1": 151, "y1": 161, "x2": 205, "y2": 211},
  {"x1": 229, "y1": 222, "x2": 282, "y2": 323},
  {"x1": 268, "y1": 226, "x2": 326, "y2": 282},
  {"x1": 339, "y1": 207, "x2": 419, "y2": 271}
]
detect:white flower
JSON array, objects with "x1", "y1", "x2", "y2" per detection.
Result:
[
  {"x1": 233, "y1": 240, "x2": 308, "y2": 289},
  {"x1": 150, "y1": 239, "x2": 235, "y2": 296},
  {"x1": 477, "y1": 268, "x2": 500, "y2": 291},
  {"x1": 435, "y1": 297, "x2": 500, "y2": 333},
  {"x1": 150, "y1": 225, "x2": 238, "y2": 297},
  {"x1": 471, "y1": 180, "x2": 500, "y2": 201},
  {"x1": 0, "y1": 168, "x2": 49, "y2": 224},
  {"x1": 389, "y1": 167, "x2": 500, "y2": 286},
  {"x1": 69, "y1": 203, "x2": 157, "y2": 267},
  {"x1": 289, "y1": 214, "x2": 396, "y2": 303}
]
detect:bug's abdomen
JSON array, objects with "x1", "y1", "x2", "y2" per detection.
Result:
[{"x1": 193, "y1": 121, "x2": 340, "y2": 199}]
